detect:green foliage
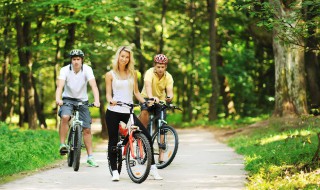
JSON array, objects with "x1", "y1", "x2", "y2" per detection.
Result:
[
  {"x1": 235, "y1": 0, "x2": 320, "y2": 50},
  {"x1": 228, "y1": 117, "x2": 320, "y2": 189},
  {"x1": 0, "y1": 122, "x2": 62, "y2": 179}
]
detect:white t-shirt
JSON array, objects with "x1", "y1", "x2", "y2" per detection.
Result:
[
  {"x1": 107, "y1": 70, "x2": 134, "y2": 114},
  {"x1": 58, "y1": 64, "x2": 95, "y2": 101}
]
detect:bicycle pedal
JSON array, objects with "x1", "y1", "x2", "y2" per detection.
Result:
[{"x1": 158, "y1": 143, "x2": 166, "y2": 150}]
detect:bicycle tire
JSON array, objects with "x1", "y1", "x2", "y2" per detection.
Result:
[
  {"x1": 152, "y1": 125, "x2": 179, "y2": 169},
  {"x1": 67, "y1": 130, "x2": 74, "y2": 167},
  {"x1": 73, "y1": 125, "x2": 82, "y2": 171},
  {"x1": 108, "y1": 147, "x2": 122, "y2": 176},
  {"x1": 126, "y1": 132, "x2": 152, "y2": 183}
]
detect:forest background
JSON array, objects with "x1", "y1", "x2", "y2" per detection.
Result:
[{"x1": 0, "y1": 0, "x2": 319, "y2": 138}]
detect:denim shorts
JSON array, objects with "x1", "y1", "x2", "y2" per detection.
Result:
[{"x1": 58, "y1": 98, "x2": 92, "y2": 128}]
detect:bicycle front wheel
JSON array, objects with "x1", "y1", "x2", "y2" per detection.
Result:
[
  {"x1": 73, "y1": 125, "x2": 82, "y2": 171},
  {"x1": 126, "y1": 132, "x2": 152, "y2": 184},
  {"x1": 152, "y1": 125, "x2": 179, "y2": 169},
  {"x1": 67, "y1": 130, "x2": 74, "y2": 167}
]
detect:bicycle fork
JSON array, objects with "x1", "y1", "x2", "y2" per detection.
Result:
[{"x1": 128, "y1": 132, "x2": 144, "y2": 159}]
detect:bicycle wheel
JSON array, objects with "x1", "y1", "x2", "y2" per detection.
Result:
[
  {"x1": 73, "y1": 125, "x2": 82, "y2": 171},
  {"x1": 67, "y1": 130, "x2": 74, "y2": 167},
  {"x1": 126, "y1": 132, "x2": 152, "y2": 183},
  {"x1": 108, "y1": 146, "x2": 123, "y2": 176},
  {"x1": 152, "y1": 125, "x2": 179, "y2": 169}
]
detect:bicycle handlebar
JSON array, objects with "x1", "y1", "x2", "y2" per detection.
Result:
[
  {"x1": 156, "y1": 101, "x2": 182, "y2": 111},
  {"x1": 114, "y1": 101, "x2": 140, "y2": 108},
  {"x1": 63, "y1": 102, "x2": 96, "y2": 108}
]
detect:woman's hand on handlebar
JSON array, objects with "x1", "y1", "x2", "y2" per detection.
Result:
[
  {"x1": 93, "y1": 101, "x2": 100, "y2": 107},
  {"x1": 109, "y1": 100, "x2": 118, "y2": 106}
]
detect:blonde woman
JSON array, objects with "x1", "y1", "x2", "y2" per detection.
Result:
[{"x1": 105, "y1": 46, "x2": 163, "y2": 181}]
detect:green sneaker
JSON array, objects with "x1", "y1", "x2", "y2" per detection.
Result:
[
  {"x1": 87, "y1": 157, "x2": 99, "y2": 167},
  {"x1": 59, "y1": 144, "x2": 68, "y2": 155}
]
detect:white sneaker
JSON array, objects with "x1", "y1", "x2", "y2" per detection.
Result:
[
  {"x1": 112, "y1": 170, "x2": 120, "y2": 181},
  {"x1": 150, "y1": 165, "x2": 163, "y2": 180}
]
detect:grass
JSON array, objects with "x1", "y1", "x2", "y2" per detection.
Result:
[
  {"x1": 226, "y1": 116, "x2": 320, "y2": 189},
  {"x1": 0, "y1": 122, "x2": 63, "y2": 183}
]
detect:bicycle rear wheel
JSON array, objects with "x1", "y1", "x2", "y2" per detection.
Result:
[
  {"x1": 108, "y1": 146, "x2": 123, "y2": 176},
  {"x1": 126, "y1": 132, "x2": 152, "y2": 183},
  {"x1": 73, "y1": 125, "x2": 82, "y2": 171},
  {"x1": 67, "y1": 130, "x2": 74, "y2": 167},
  {"x1": 152, "y1": 125, "x2": 179, "y2": 169}
]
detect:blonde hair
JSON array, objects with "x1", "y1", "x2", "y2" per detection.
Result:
[{"x1": 112, "y1": 46, "x2": 136, "y2": 79}]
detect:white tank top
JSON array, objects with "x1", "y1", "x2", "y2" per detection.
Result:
[{"x1": 107, "y1": 70, "x2": 134, "y2": 113}]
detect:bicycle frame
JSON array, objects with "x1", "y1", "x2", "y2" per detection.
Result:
[
  {"x1": 117, "y1": 102, "x2": 144, "y2": 159},
  {"x1": 148, "y1": 101, "x2": 169, "y2": 135},
  {"x1": 64, "y1": 101, "x2": 94, "y2": 171},
  {"x1": 147, "y1": 101, "x2": 181, "y2": 169}
]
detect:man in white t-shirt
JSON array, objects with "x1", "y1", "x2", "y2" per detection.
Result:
[{"x1": 55, "y1": 49, "x2": 100, "y2": 167}]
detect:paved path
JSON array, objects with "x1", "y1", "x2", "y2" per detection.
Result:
[{"x1": 0, "y1": 128, "x2": 246, "y2": 190}]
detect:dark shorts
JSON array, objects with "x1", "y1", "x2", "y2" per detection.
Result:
[{"x1": 58, "y1": 98, "x2": 92, "y2": 128}]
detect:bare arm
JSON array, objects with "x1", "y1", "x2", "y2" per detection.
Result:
[
  {"x1": 88, "y1": 78, "x2": 100, "y2": 107},
  {"x1": 55, "y1": 79, "x2": 65, "y2": 105},
  {"x1": 105, "y1": 72, "x2": 116, "y2": 106},
  {"x1": 145, "y1": 80, "x2": 159, "y2": 102},
  {"x1": 166, "y1": 85, "x2": 174, "y2": 102},
  {"x1": 133, "y1": 73, "x2": 146, "y2": 104}
]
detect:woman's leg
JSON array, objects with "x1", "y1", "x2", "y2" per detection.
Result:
[{"x1": 105, "y1": 110, "x2": 121, "y2": 170}]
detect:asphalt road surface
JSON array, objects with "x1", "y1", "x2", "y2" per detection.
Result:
[{"x1": 0, "y1": 128, "x2": 246, "y2": 190}]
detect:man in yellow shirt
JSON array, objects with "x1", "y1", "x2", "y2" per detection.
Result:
[{"x1": 140, "y1": 54, "x2": 174, "y2": 163}]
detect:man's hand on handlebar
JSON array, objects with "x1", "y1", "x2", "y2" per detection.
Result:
[
  {"x1": 165, "y1": 96, "x2": 173, "y2": 103},
  {"x1": 56, "y1": 100, "x2": 63, "y2": 106}
]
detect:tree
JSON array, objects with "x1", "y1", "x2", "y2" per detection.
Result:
[
  {"x1": 207, "y1": 0, "x2": 220, "y2": 120},
  {"x1": 270, "y1": 0, "x2": 308, "y2": 116}
]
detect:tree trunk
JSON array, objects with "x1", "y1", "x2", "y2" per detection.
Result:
[
  {"x1": 186, "y1": 0, "x2": 196, "y2": 121},
  {"x1": 33, "y1": 17, "x2": 47, "y2": 128},
  {"x1": 132, "y1": 1, "x2": 145, "y2": 89},
  {"x1": 0, "y1": 12, "x2": 12, "y2": 121},
  {"x1": 18, "y1": 75, "x2": 24, "y2": 127},
  {"x1": 54, "y1": 5, "x2": 61, "y2": 129},
  {"x1": 304, "y1": 2, "x2": 320, "y2": 107},
  {"x1": 15, "y1": 17, "x2": 38, "y2": 129},
  {"x1": 63, "y1": 9, "x2": 76, "y2": 66},
  {"x1": 159, "y1": 0, "x2": 168, "y2": 53},
  {"x1": 271, "y1": 0, "x2": 307, "y2": 117},
  {"x1": 207, "y1": 0, "x2": 220, "y2": 120},
  {"x1": 32, "y1": 76, "x2": 47, "y2": 128}
]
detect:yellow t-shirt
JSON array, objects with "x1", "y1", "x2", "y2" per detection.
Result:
[{"x1": 141, "y1": 68, "x2": 174, "y2": 101}]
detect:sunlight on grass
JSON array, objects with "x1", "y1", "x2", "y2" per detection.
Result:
[
  {"x1": 260, "y1": 134, "x2": 288, "y2": 145},
  {"x1": 229, "y1": 117, "x2": 320, "y2": 189}
]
